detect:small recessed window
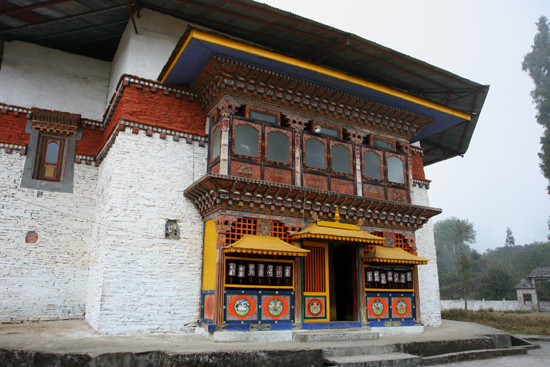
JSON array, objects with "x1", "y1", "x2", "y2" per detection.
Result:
[
  {"x1": 305, "y1": 138, "x2": 325, "y2": 169},
  {"x1": 364, "y1": 151, "x2": 382, "y2": 180},
  {"x1": 39, "y1": 138, "x2": 64, "y2": 181},
  {"x1": 250, "y1": 110, "x2": 277, "y2": 125},
  {"x1": 373, "y1": 138, "x2": 393, "y2": 150},
  {"x1": 388, "y1": 156, "x2": 405, "y2": 184},
  {"x1": 332, "y1": 144, "x2": 351, "y2": 174},
  {"x1": 211, "y1": 126, "x2": 221, "y2": 160},
  {"x1": 267, "y1": 131, "x2": 290, "y2": 164},
  {"x1": 234, "y1": 124, "x2": 259, "y2": 158}
]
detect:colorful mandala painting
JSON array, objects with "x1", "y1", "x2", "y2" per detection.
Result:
[
  {"x1": 256, "y1": 219, "x2": 272, "y2": 236},
  {"x1": 391, "y1": 297, "x2": 413, "y2": 319},
  {"x1": 304, "y1": 296, "x2": 326, "y2": 319},
  {"x1": 367, "y1": 296, "x2": 389, "y2": 320},
  {"x1": 261, "y1": 295, "x2": 291, "y2": 321},
  {"x1": 225, "y1": 294, "x2": 258, "y2": 321},
  {"x1": 203, "y1": 294, "x2": 215, "y2": 320}
]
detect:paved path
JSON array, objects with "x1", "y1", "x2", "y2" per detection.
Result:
[
  {"x1": 432, "y1": 341, "x2": 550, "y2": 367},
  {"x1": 0, "y1": 319, "x2": 544, "y2": 366},
  {"x1": 0, "y1": 319, "x2": 509, "y2": 355}
]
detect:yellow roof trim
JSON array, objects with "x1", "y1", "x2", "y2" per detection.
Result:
[
  {"x1": 291, "y1": 221, "x2": 385, "y2": 244},
  {"x1": 363, "y1": 246, "x2": 429, "y2": 265},
  {"x1": 162, "y1": 29, "x2": 470, "y2": 121},
  {"x1": 224, "y1": 234, "x2": 310, "y2": 257}
]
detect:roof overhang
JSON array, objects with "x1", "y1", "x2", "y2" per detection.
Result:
[
  {"x1": 224, "y1": 234, "x2": 310, "y2": 256},
  {"x1": 160, "y1": 28, "x2": 470, "y2": 144},
  {"x1": 291, "y1": 220, "x2": 385, "y2": 244},
  {"x1": 363, "y1": 246, "x2": 429, "y2": 265}
]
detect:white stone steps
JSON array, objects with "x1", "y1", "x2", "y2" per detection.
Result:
[{"x1": 325, "y1": 352, "x2": 421, "y2": 367}]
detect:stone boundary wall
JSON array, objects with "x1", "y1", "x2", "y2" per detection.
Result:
[{"x1": 441, "y1": 300, "x2": 550, "y2": 312}]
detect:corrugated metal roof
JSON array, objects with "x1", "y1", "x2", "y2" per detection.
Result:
[{"x1": 0, "y1": 0, "x2": 488, "y2": 165}]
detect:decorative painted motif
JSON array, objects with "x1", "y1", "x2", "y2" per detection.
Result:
[
  {"x1": 388, "y1": 188, "x2": 408, "y2": 203},
  {"x1": 384, "y1": 232, "x2": 395, "y2": 247},
  {"x1": 231, "y1": 161, "x2": 261, "y2": 180},
  {"x1": 261, "y1": 294, "x2": 291, "y2": 321},
  {"x1": 257, "y1": 219, "x2": 272, "y2": 236},
  {"x1": 165, "y1": 220, "x2": 180, "y2": 240},
  {"x1": 210, "y1": 162, "x2": 220, "y2": 174},
  {"x1": 226, "y1": 294, "x2": 258, "y2": 321},
  {"x1": 203, "y1": 293, "x2": 215, "y2": 320},
  {"x1": 303, "y1": 173, "x2": 328, "y2": 190},
  {"x1": 25, "y1": 231, "x2": 38, "y2": 244},
  {"x1": 367, "y1": 296, "x2": 390, "y2": 320},
  {"x1": 364, "y1": 184, "x2": 385, "y2": 200},
  {"x1": 304, "y1": 296, "x2": 326, "y2": 319},
  {"x1": 331, "y1": 177, "x2": 355, "y2": 195},
  {"x1": 264, "y1": 166, "x2": 293, "y2": 185},
  {"x1": 391, "y1": 297, "x2": 413, "y2": 319}
]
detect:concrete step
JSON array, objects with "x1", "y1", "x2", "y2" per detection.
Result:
[
  {"x1": 293, "y1": 328, "x2": 379, "y2": 342},
  {"x1": 325, "y1": 352, "x2": 421, "y2": 367},
  {"x1": 420, "y1": 346, "x2": 528, "y2": 366},
  {"x1": 323, "y1": 344, "x2": 400, "y2": 358}
]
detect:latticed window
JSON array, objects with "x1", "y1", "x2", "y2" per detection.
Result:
[
  {"x1": 226, "y1": 218, "x2": 257, "y2": 245},
  {"x1": 395, "y1": 233, "x2": 414, "y2": 254},
  {"x1": 225, "y1": 218, "x2": 293, "y2": 245},
  {"x1": 272, "y1": 221, "x2": 291, "y2": 242},
  {"x1": 364, "y1": 231, "x2": 384, "y2": 253}
]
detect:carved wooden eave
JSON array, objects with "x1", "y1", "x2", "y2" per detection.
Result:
[
  {"x1": 184, "y1": 174, "x2": 441, "y2": 231},
  {"x1": 191, "y1": 57, "x2": 433, "y2": 139}
]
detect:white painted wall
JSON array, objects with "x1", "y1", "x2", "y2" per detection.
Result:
[
  {"x1": 0, "y1": 41, "x2": 110, "y2": 120},
  {"x1": 411, "y1": 185, "x2": 442, "y2": 327},
  {"x1": 108, "y1": 9, "x2": 190, "y2": 101},
  {"x1": 86, "y1": 130, "x2": 207, "y2": 334},
  {"x1": 0, "y1": 151, "x2": 97, "y2": 322}
]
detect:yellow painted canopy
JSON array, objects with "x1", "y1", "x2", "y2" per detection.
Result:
[
  {"x1": 224, "y1": 234, "x2": 310, "y2": 257},
  {"x1": 363, "y1": 246, "x2": 429, "y2": 265},
  {"x1": 291, "y1": 221, "x2": 385, "y2": 244}
]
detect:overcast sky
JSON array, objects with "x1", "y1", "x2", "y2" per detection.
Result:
[{"x1": 262, "y1": 0, "x2": 550, "y2": 251}]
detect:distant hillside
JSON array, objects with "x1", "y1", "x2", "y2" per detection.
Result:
[{"x1": 434, "y1": 217, "x2": 550, "y2": 300}]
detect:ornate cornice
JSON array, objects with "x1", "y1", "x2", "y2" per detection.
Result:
[
  {"x1": 191, "y1": 57, "x2": 433, "y2": 139},
  {"x1": 184, "y1": 173, "x2": 441, "y2": 231},
  {"x1": 31, "y1": 108, "x2": 80, "y2": 136}
]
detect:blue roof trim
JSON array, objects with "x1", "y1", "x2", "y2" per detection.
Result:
[{"x1": 163, "y1": 38, "x2": 466, "y2": 139}]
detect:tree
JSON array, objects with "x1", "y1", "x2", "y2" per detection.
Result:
[
  {"x1": 434, "y1": 217, "x2": 477, "y2": 259},
  {"x1": 522, "y1": 16, "x2": 550, "y2": 197},
  {"x1": 505, "y1": 227, "x2": 515, "y2": 247},
  {"x1": 459, "y1": 249, "x2": 472, "y2": 308},
  {"x1": 434, "y1": 217, "x2": 478, "y2": 299}
]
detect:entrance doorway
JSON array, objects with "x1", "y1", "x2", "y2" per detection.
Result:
[{"x1": 331, "y1": 244, "x2": 357, "y2": 321}]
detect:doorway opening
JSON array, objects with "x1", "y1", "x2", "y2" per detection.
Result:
[{"x1": 331, "y1": 244, "x2": 357, "y2": 321}]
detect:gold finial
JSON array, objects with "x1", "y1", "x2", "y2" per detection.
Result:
[{"x1": 334, "y1": 206, "x2": 340, "y2": 223}]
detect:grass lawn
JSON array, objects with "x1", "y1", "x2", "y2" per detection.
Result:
[{"x1": 442, "y1": 309, "x2": 550, "y2": 335}]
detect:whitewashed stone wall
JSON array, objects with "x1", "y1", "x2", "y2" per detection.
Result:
[
  {"x1": 0, "y1": 41, "x2": 110, "y2": 120},
  {"x1": 108, "y1": 9, "x2": 190, "y2": 101},
  {"x1": 0, "y1": 151, "x2": 97, "y2": 322},
  {"x1": 86, "y1": 130, "x2": 207, "y2": 334},
  {"x1": 441, "y1": 299, "x2": 520, "y2": 312},
  {"x1": 411, "y1": 185, "x2": 442, "y2": 326}
]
